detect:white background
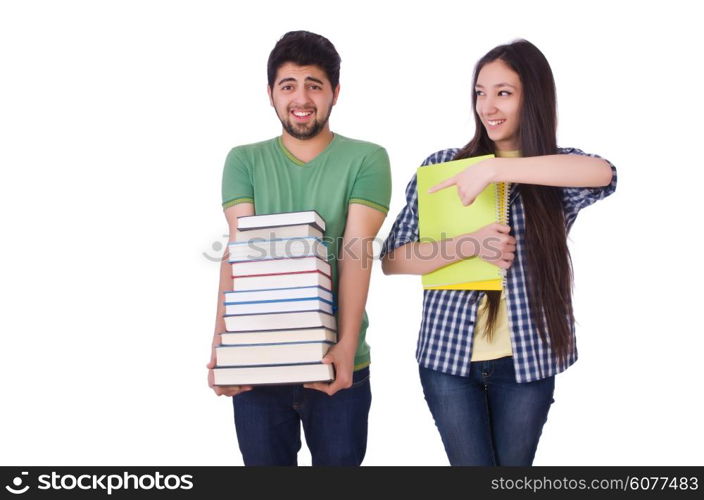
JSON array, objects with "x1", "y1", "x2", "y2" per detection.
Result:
[{"x1": 1, "y1": 0, "x2": 702, "y2": 466}]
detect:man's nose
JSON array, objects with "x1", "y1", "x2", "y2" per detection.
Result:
[{"x1": 291, "y1": 87, "x2": 312, "y2": 106}]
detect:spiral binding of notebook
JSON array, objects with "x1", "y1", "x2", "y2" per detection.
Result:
[{"x1": 495, "y1": 181, "x2": 511, "y2": 289}]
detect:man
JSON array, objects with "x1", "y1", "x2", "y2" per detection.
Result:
[{"x1": 207, "y1": 31, "x2": 391, "y2": 466}]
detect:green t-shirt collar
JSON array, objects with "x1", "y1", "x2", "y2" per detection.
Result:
[{"x1": 277, "y1": 134, "x2": 337, "y2": 167}]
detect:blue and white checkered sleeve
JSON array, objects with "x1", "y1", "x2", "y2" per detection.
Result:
[
  {"x1": 380, "y1": 149, "x2": 459, "y2": 259},
  {"x1": 559, "y1": 147, "x2": 617, "y2": 225},
  {"x1": 380, "y1": 173, "x2": 419, "y2": 259}
]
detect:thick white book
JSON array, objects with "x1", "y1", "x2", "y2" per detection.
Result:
[
  {"x1": 232, "y1": 256, "x2": 330, "y2": 278},
  {"x1": 237, "y1": 211, "x2": 325, "y2": 232},
  {"x1": 232, "y1": 270, "x2": 332, "y2": 292},
  {"x1": 224, "y1": 285, "x2": 333, "y2": 304},
  {"x1": 228, "y1": 237, "x2": 327, "y2": 263},
  {"x1": 224, "y1": 297, "x2": 334, "y2": 315},
  {"x1": 219, "y1": 327, "x2": 337, "y2": 346},
  {"x1": 224, "y1": 309, "x2": 336, "y2": 332},
  {"x1": 215, "y1": 341, "x2": 334, "y2": 367},
  {"x1": 213, "y1": 362, "x2": 334, "y2": 386},
  {"x1": 234, "y1": 224, "x2": 323, "y2": 242}
]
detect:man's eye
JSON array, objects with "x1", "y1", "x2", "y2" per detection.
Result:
[{"x1": 309, "y1": 85, "x2": 321, "y2": 90}]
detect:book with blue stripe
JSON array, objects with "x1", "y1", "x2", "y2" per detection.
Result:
[
  {"x1": 225, "y1": 285, "x2": 333, "y2": 304},
  {"x1": 227, "y1": 237, "x2": 327, "y2": 263},
  {"x1": 224, "y1": 296, "x2": 334, "y2": 315},
  {"x1": 219, "y1": 327, "x2": 337, "y2": 346}
]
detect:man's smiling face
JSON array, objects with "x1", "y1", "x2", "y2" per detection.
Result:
[{"x1": 268, "y1": 62, "x2": 339, "y2": 140}]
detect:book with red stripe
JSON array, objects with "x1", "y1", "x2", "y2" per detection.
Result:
[
  {"x1": 234, "y1": 223, "x2": 323, "y2": 242},
  {"x1": 232, "y1": 255, "x2": 331, "y2": 278},
  {"x1": 232, "y1": 270, "x2": 332, "y2": 292}
]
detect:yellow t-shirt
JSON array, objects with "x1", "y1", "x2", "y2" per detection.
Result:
[
  {"x1": 471, "y1": 292, "x2": 512, "y2": 361},
  {"x1": 470, "y1": 149, "x2": 519, "y2": 362}
]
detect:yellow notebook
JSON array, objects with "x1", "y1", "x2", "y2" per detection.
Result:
[{"x1": 417, "y1": 155, "x2": 511, "y2": 291}]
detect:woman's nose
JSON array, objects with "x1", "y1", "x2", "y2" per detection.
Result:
[{"x1": 482, "y1": 95, "x2": 498, "y2": 113}]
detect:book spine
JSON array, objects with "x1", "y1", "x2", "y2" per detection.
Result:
[
  {"x1": 228, "y1": 236, "x2": 323, "y2": 247},
  {"x1": 224, "y1": 296, "x2": 334, "y2": 306},
  {"x1": 232, "y1": 270, "x2": 330, "y2": 279}
]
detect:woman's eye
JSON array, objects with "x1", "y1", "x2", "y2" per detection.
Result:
[
  {"x1": 475, "y1": 90, "x2": 484, "y2": 96},
  {"x1": 499, "y1": 90, "x2": 512, "y2": 96}
]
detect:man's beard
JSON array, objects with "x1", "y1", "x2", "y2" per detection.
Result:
[{"x1": 280, "y1": 107, "x2": 332, "y2": 140}]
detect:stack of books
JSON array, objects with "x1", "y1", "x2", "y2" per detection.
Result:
[{"x1": 213, "y1": 211, "x2": 337, "y2": 386}]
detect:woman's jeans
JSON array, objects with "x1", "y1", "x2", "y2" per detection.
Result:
[
  {"x1": 232, "y1": 366, "x2": 371, "y2": 466},
  {"x1": 419, "y1": 356, "x2": 554, "y2": 466}
]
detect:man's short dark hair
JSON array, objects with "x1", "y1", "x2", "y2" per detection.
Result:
[{"x1": 267, "y1": 31, "x2": 341, "y2": 89}]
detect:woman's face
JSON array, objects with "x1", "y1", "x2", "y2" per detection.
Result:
[{"x1": 475, "y1": 59, "x2": 523, "y2": 152}]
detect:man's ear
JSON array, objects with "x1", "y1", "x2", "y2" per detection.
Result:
[
  {"x1": 332, "y1": 84, "x2": 340, "y2": 106},
  {"x1": 267, "y1": 85, "x2": 273, "y2": 106}
]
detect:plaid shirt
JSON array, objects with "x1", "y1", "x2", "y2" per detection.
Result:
[{"x1": 380, "y1": 148, "x2": 618, "y2": 383}]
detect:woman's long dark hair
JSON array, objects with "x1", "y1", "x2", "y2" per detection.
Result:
[{"x1": 454, "y1": 40, "x2": 574, "y2": 365}]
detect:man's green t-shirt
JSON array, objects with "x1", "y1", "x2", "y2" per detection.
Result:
[{"x1": 221, "y1": 134, "x2": 392, "y2": 369}]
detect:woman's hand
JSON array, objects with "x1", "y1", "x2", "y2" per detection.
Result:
[
  {"x1": 428, "y1": 158, "x2": 497, "y2": 206},
  {"x1": 465, "y1": 222, "x2": 516, "y2": 270},
  {"x1": 455, "y1": 222, "x2": 516, "y2": 269}
]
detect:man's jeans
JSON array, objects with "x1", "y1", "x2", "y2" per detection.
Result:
[
  {"x1": 232, "y1": 366, "x2": 371, "y2": 466},
  {"x1": 419, "y1": 356, "x2": 554, "y2": 466}
]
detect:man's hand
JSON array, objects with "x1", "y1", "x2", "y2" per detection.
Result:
[
  {"x1": 303, "y1": 341, "x2": 356, "y2": 396},
  {"x1": 208, "y1": 202, "x2": 256, "y2": 398},
  {"x1": 207, "y1": 346, "x2": 253, "y2": 397}
]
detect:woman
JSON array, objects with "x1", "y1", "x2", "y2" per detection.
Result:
[{"x1": 380, "y1": 40, "x2": 617, "y2": 466}]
